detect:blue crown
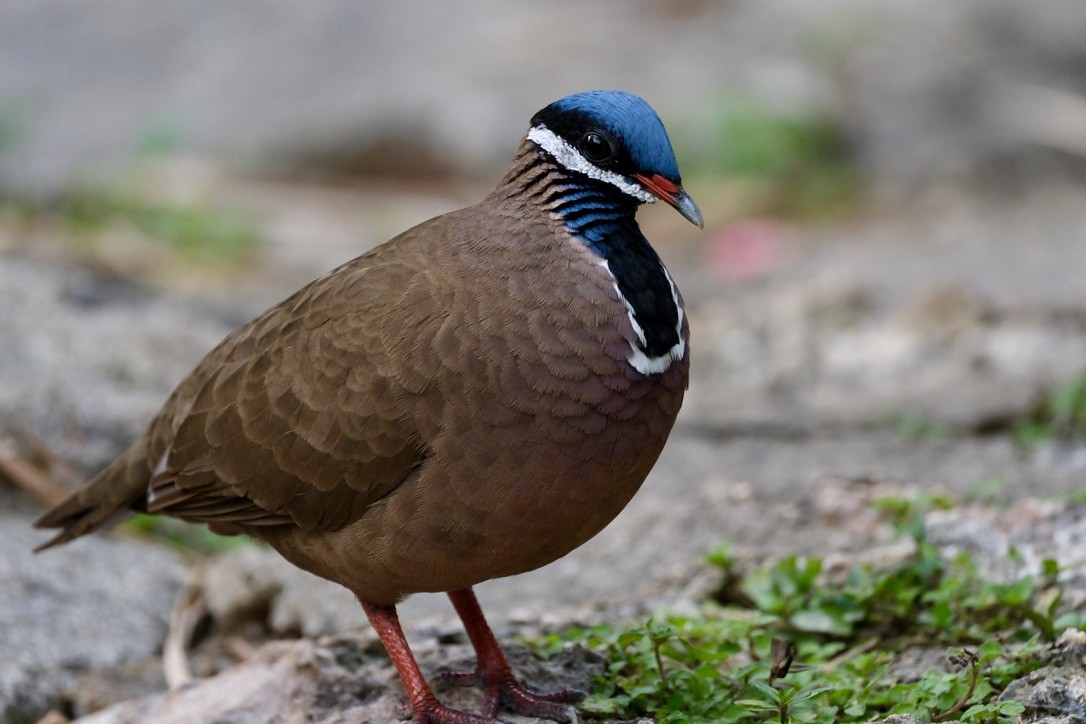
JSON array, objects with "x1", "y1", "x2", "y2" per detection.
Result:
[{"x1": 534, "y1": 90, "x2": 681, "y2": 182}]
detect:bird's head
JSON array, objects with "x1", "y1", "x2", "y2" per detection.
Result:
[{"x1": 528, "y1": 90, "x2": 702, "y2": 228}]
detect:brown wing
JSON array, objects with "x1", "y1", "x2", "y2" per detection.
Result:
[
  {"x1": 141, "y1": 249, "x2": 442, "y2": 534},
  {"x1": 36, "y1": 221, "x2": 457, "y2": 549}
]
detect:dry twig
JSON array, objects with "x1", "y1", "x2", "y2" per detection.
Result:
[
  {"x1": 163, "y1": 570, "x2": 209, "y2": 689},
  {"x1": 0, "y1": 438, "x2": 71, "y2": 508}
]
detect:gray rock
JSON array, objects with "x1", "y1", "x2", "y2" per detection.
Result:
[
  {"x1": 883, "y1": 647, "x2": 955, "y2": 686},
  {"x1": 0, "y1": 256, "x2": 237, "y2": 474},
  {"x1": 199, "y1": 545, "x2": 363, "y2": 638},
  {"x1": 1002, "y1": 629, "x2": 1086, "y2": 723},
  {"x1": 78, "y1": 635, "x2": 602, "y2": 724},
  {"x1": 0, "y1": 501, "x2": 185, "y2": 724}
]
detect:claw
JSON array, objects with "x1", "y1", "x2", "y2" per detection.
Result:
[
  {"x1": 396, "y1": 692, "x2": 507, "y2": 723},
  {"x1": 436, "y1": 668, "x2": 583, "y2": 722},
  {"x1": 497, "y1": 679, "x2": 583, "y2": 722},
  {"x1": 409, "y1": 702, "x2": 505, "y2": 724}
]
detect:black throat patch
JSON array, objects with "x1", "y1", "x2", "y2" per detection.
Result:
[{"x1": 544, "y1": 177, "x2": 681, "y2": 360}]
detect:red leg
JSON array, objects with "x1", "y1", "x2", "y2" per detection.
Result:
[
  {"x1": 443, "y1": 588, "x2": 584, "y2": 721},
  {"x1": 360, "y1": 599, "x2": 499, "y2": 724}
]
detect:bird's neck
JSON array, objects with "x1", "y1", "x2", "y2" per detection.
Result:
[
  {"x1": 496, "y1": 138, "x2": 686, "y2": 375},
  {"x1": 498, "y1": 138, "x2": 638, "y2": 242}
]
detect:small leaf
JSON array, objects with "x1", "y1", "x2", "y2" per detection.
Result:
[
  {"x1": 734, "y1": 699, "x2": 780, "y2": 712},
  {"x1": 999, "y1": 701, "x2": 1026, "y2": 715},
  {"x1": 791, "y1": 609, "x2": 853, "y2": 635},
  {"x1": 976, "y1": 640, "x2": 1003, "y2": 663},
  {"x1": 706, "y1": 543, "x2": 733, "y2": 569}
]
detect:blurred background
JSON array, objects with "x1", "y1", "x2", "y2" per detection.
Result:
[{"x1": 3, "y1": 1, "x2": 1086, "y2": 721}]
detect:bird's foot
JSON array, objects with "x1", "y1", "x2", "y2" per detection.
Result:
[
  {"x1": 395, "y1": 695, "x2": 504, "y2": 724},
  {"x1": 439, "y1": 669, "x2": 583, "y2": 722}
]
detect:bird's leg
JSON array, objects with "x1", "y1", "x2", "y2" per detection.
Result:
[
  {"x1": 443, "y1": 588, "x2": 584, "y2": 721},
  {"x1": 360, "y1": 599, "x2": 499, "y2": 724}
]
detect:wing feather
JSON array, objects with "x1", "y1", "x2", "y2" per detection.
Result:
[{"x1": 140, "y1": 254, "x2": 439, "y2": 532}]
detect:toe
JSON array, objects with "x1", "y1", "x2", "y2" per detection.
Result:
[
  {"x1": 415, "y1": 702, "x2": 505, "y2": 724},
  {"x1": 499, "y1": 683, "x2": 583, "y2": 722}
]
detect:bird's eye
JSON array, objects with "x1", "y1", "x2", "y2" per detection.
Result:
[{"x1": 580, "y1": 132, "x2": 613, "y2": 163}]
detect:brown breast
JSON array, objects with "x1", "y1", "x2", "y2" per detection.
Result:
[{"x1": 257, "y1": 193, "x2": 689, "y2": 603}]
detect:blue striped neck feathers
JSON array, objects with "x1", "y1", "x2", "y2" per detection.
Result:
[
  {"x1": 547, "y1": 176, "x2": 639, "y2": 257},
  {"x1": 545, "y1": 170, "x2": 683, "y2": 367}
]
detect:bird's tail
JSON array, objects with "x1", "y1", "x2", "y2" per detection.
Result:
[{"x1": 33, "y1": 441, "x2": 150, "y2": 552}]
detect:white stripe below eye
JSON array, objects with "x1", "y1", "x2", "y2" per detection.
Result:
[
  {"x1": 528, "y1": 125, "x2": 656, "y2": 204},
  {"x1": 599, "y1": 259, "x2": 685, "y2": 375}
]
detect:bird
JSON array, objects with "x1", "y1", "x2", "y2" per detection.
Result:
[{"x1": 35, "y1": 90, "x2": 702, "y2": 723}]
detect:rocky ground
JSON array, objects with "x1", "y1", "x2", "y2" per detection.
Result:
[{"x1": 1, "y1": 169, "x2": 1085, "y2": 722}]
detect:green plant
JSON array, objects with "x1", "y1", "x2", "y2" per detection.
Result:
[
  {"x1": 1017, "y1": 371, "x2": 1086, "y2": 448},
  {"x1": 677, "y1": 96, "x2": 861, "y2": 219},
  {"x1": 534, "y1": 495, "x2": 1071, "y2": 722},
  {"x1": 121, "y1": 513, "x2": 258, "y2": 555},
  {"x1": 964, "y1": 478, "x2": 1007, "y2": 503},
  {"x1": 60, "y1": 189, "x2": 257, "y2": 266},
  {"x1": 682, "y1": 99, "x2": 846, "y2": 179},
  {"x1": 893, "y1": 413, "x2": 951, "y2": 443}
]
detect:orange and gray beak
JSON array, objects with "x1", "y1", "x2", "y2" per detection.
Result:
[{"x1": 633, "y1": 173, "x2": 704, "y2": 228}]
